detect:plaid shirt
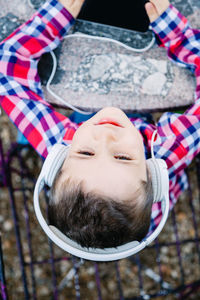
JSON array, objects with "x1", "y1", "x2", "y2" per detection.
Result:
[{"x1": 0, "y1": 0, "x2": 200, "y2": 231}]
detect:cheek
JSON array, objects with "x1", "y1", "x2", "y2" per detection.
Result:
[
  {"x1": 125, "y1": 129, "x2": 145, "y2": 155},
  {"x1": 71, "y1": 129, "x2": 83, "y2": 144},
  {"x1": 132, "y1": 128, "x2": 144, "y2": 144},
  {"x1": 71, "y1": 125, "x2": 91, "y2": 144},
  {"x1": 125, "y1": 128, "x2": 142, "y2": 144}
]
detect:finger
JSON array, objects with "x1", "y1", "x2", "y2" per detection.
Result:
[
  {"x1": 150, "y1": 0, "x2": 170, "y2": 16},
  {"x1": 59, "y1": 0, "x2": 85, "y2": 18},
  {"x1": 70, "y1": 1, "x2": 85, "y2": 18},
  {"x1": 145, "y1": 2, "x2": 159, "y2": 23}
]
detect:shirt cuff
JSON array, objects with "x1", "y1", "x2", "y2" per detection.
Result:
[
  {"x1": 150, "y1": 4, "x2": 189, "y2": 45},
  {"x1": 38, "y1": 0, "x2": 75, "y2": 38}
]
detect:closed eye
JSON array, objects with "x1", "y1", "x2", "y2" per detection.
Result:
[
  {"x1": 78, "y1": 151, "x2": 94, "y2": 156},
  {"x1": 114, "y1": 155, "x2": 132, "y2": 160},
  {"x1": 77, "y1": 151, "x2": 131, "y2": 159}
]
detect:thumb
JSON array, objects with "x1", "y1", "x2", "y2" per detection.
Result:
[{"x1": 145, "y1": 2, "x2": 159, "y2": 23}]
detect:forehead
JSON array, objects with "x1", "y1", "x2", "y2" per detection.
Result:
[{"x1": 61, "y1": 156, "x2": 144, "y2": 200}]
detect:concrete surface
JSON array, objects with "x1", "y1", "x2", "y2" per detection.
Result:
[{"x1": 0, "y1": 0, "x2": 200, "y2": 112}]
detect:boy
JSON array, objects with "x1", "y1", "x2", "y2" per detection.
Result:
[{"x1": 0, "y1": 0, "x2": 200, "y2": 248}]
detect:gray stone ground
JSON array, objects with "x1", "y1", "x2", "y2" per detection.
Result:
[{"x1": 0, "y1": 0, "x2": 199, "y2": 112}]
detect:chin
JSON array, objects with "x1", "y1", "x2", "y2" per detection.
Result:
[{"x1": 101, "y1": 107, "x2": 125, "y2": 115}]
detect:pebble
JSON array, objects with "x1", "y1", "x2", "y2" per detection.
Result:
[
  {"x1": 148, "y1": 59, "x2": 167, "y2": 74},
  {"x1": 108, "y1": 281, "x2": 116, "y2": 291},
  {"x1": 161, "y1": 247, "x2": 169, "y2": 255},
  {"x1": 2, "y1": 240, "x2": 11, "y2": 250},
  {"x1": 177, "y1": 212, "x2": 187, "y2": 222},
  {"x1": 89, "y1": 55, "x2": 113, "y2": 80},
  {"x1": 162, "y1": 257, "x2": 170, "y2": 264},
  {"x1": 24, "y1": 254, "x2": 31, "y2": 263},
  {"x1": 184, "y1": 244, "x2": 193, "y2": 254},
  {"x1": 171, "y1": 270, "x2": 178, "y2": 279},
  {"x1": 87, "y1": 281, "x2": 95, "y2": 289},
  {"x1": 189, "y1": 228, "x2": 195, "y2": 238},
  {"x1": 87, "y1": 267, "x2": 95, "y2": 275},
  {"x1": 16, "y1": 286, "x2": 24, "y2": 292},
  {"x1": 3, "y1": 219, "x2": 13, "y2": 231},
  {"x1": 39, "y1": 286, "x2": 49, "y2": 296},
  {"x1": 119, "y1": 61, "x2": 127, "y2": 69},
  {"x1": 34, "y1": 266, "x2": 43, "y2": 277},
  {"x1": 142, "y1": 72, "x2": 167, "y2": 95}
]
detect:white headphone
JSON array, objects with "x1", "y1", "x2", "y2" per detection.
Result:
[{"x1": 33, "y1": 130, "x2": 169, "y2": 261}]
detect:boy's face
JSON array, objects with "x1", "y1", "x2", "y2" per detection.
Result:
[{"x1": 61, "y1": 107, "x2": 147, "y2": 201}]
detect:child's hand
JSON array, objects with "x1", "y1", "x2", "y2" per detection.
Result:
[
  {"x1": 145, "y1": 0, "x2": 170, "y2": 23},
  {"x1": 58, "y1": 0, "x2": 85, "y2": 18}
]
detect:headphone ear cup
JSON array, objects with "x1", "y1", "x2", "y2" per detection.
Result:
[
  {"x1": 40, "y1": 144, "x2": 70, "y2": 187},
  {"x1": 146, "y1": 158, "x2": 168, "y2": 203}
]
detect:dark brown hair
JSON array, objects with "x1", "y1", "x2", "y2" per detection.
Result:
[{"x1": 48, "y1": 168, "x2": 153, "y2": 249}]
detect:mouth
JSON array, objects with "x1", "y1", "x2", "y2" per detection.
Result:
[{"x1": 95, "y1": 118, "x2": 123, "y2": 127}]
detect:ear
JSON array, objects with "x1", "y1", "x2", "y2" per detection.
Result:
[
  {"x1": 40, "y1": 144, "x2": 71, "y2": 187},
  {"x1": 146, "y1": 158, "x2": 168, "y2": 203}
]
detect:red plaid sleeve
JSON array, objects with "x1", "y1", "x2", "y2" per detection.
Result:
[
  {"x1": 147, "y1": 5, "x2": 200, "y2": 232},
  {"x1": 0, "y1": 0, "x2": 77, "y2": 158},
  {"x1": 150, "y1": 5, "x2": 200, "y2": 174}
]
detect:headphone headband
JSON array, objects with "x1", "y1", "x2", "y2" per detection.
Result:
[{"x1": 33, "y1": 131, "x2": 169, "y2": 261}]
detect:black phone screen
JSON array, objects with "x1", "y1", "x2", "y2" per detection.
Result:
[{"x1": 78, "y1": 0, "x2": 150, "y2": 33}]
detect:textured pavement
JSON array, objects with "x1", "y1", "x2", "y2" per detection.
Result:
[{"x1": 0, "y1": 0, "x2": 200, "y2": 112}]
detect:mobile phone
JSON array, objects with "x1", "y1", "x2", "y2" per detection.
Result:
[{"x1": 78, "y1": 0, "x2": 150, "y2": 33}]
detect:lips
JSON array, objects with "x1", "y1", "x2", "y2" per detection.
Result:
[{"x1": 96, "y1": 119, "x2": 123, "y2": 127}]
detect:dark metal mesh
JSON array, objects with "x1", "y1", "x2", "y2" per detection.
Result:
[{"x1": 0, "y1": 137, "x2": 200, "y2": 300}]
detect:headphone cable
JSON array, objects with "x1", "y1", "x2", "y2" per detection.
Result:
[{"x1": 46, "y1": 32, "x2": 155, "y2": 115}]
